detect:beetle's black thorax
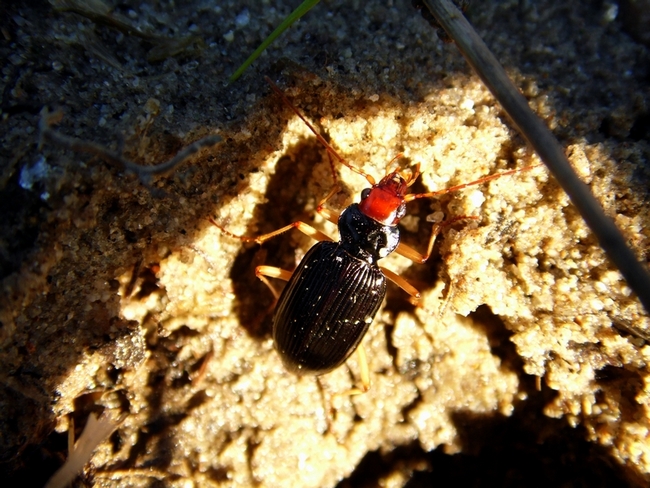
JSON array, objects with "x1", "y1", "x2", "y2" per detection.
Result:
[{"x1": 338, "y1": 204, "x2": 400, "y2": 264}]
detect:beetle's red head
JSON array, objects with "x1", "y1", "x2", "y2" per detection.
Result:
[{"x1": 358, "y1": 172, "x2": 409, "y2": 225}]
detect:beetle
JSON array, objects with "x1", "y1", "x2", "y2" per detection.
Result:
[
  {"x1": 273, "y1": 170, "x2": 407, "y2": 376},
  {"x1": 212, "y1": 77, "x2": 537, "y2": 393}
]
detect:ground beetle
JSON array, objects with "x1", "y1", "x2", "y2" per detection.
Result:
[
  {"x1": 273, "y1": 172, "x2": 405, "y2": 376},
  {"x1": 212, "y1": 77, "x2": 536, "y2": 394}
]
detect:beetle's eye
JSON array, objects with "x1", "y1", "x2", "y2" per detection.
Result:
[{"x1": 361, "y1": 188, "x2": 371, "y2": 200}]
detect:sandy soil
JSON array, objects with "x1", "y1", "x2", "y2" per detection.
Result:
[{"x1": 1, "y1": 1, "x2": 649, "y2": 486}]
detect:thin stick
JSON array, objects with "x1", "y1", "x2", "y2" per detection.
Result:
[
  {"x1": 39, "y1": 108, "x2": 221, "y2": 183},
  {"x1": 421, "y1": 0, "x2": 650, "y2": 316}
]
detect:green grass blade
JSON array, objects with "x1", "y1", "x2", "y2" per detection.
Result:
[{"x1": 229, "y1": 0, "x2": 321, "y2": 83}]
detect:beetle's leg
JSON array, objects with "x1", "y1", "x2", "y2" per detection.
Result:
[
  {"x1": 254, "y1": 266, "x2": 292, "y2": 300},
  {"x1": 212, "y1": 214, "x2": 339, "y2": 301},
  {"x1": 211, "y1": 216, "x2": 335, "y2": 300},
  {"x1": 255, "y1": 266, "x2": 292, "y2": 282},
  {"x1": 316, "y1": 182, "x2": 340, "y2": 212},
  {"x1": 354, "y1": 344, "x2": 370, "y2": 394},
  {"x1": 212, "y1": 153, "x2": 343, "y2": 246},
  {"x1": 209, "y1": 218, "x2": 334, "y2": 245},
  {"x1": 395, "y1": 216, "x2": 480, "y2": 264},
  {"x1": 394, "y1": 222, "x2": 442, "y2": 264},
  {"x1": 331, "y1": 344, "x2": 371, "y2": 404},
  {"x1": 397, "y1": 164, "x2": 542, "y2": 262},
  {"x1": 214, "y1": 220, "x2": 335, "y2": 298},
  {"x1": 380, "y1": 266, "x2": 421, "y2": 304},
  {"x1": 316, "y1": 206, "x2": 340, "y2": 225}
]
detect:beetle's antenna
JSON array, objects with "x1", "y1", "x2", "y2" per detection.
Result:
[
  {"x1": 265, "y1": 76, "x2": 376, "y2": 186},
  {"x1": 404, "y1": 164, "x2": 541, "y2": 202}
]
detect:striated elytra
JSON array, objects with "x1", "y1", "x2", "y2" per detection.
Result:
[{"x1": 273, "y1": 199, "x2": 402, "y2": 375}]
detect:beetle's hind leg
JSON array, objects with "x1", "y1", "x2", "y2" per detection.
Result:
[
  {"x1": 347, "y1": 344, "x2": 371, "y2": 396},
  {"x1": 329, "y1": 343, "x2": 371, "y2": 409}
]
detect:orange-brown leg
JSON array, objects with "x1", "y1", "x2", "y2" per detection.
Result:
[
  {"x1": 254, "y1": 266, "x2": 293, "y2": 300},
  {"x1": 209, "y1": 217, "x2": 333, "y2": 246},
  {"x1": 398, "y1": 164, "x2": 543, "y2": 262},
  {"x1": 380, "y1": 266, "x2": 421, "y2": 304},
  {"x1": 395, "y1": 215, "x2": 480, "y2": 264},
  {"x1": 330, "y1": 344, "x2": 371, "y2": 407},
  {"x1": 209, "y1": 216, "x2": 334, "y2": 298}
]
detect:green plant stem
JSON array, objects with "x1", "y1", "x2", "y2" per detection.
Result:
[{"x1": 229, "y1": 0, "x2": 320, "y2": 83}]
